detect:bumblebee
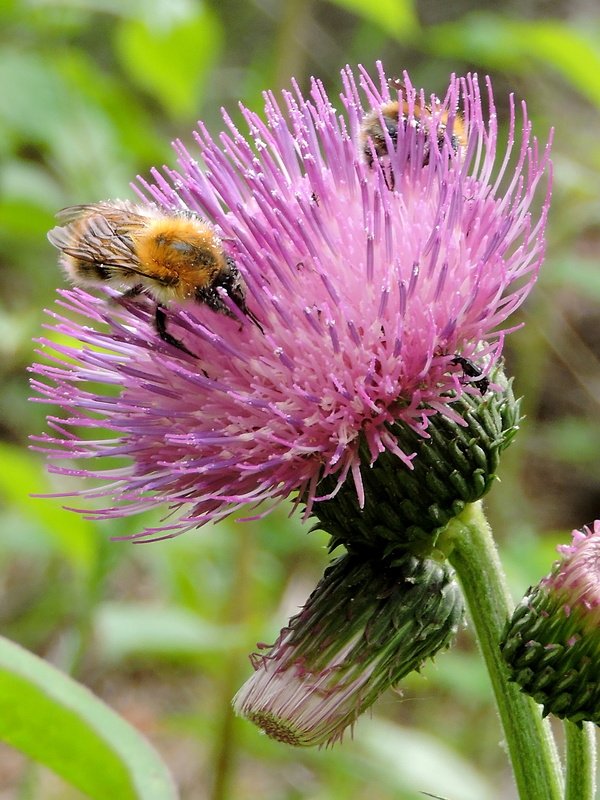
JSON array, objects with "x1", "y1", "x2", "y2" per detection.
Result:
[
  {"x1": 47, "y1": 200, "x2": 260, "y2": 356},
  {"x1": 360, "y1": 77, "x2": 466, "y2": 181}
]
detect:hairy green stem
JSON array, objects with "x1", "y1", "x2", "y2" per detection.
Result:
[
  {"x1": 445, "y1": 502, "x2": 563, "y2": 800},
  {"x1": 565, "y1": 721, "x2": 596, "y2": 800}
]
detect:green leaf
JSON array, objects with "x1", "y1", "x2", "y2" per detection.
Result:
[
  {"x1": 358, "y1": 718, "x2": 494, "y2": 800},
  {"x1": 426, "y1": 13, "x2": 600, "y2": 107},
  {"x1": 327, "y1": 0, "x2": 418, "y2": 40},
  {"x1": 0, "y1": 444, "x2": 97, "y2": 574},
  {"x1": 0, "y1": 47, "x2": 153, "y2": 198},
  {"x1": 115, "y1": 7, "x2": 223, "y2": 119},
  {"x1": 95, "y1": 602, "x2": 240, "y2": 663},
  {"x1": 0, "y1": 635, "x2": 178, "y2": 800}
]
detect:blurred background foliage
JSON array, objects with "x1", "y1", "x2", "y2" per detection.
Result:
[{"x1": 1, "y1": 0, "x2": 600, "y2": 797}]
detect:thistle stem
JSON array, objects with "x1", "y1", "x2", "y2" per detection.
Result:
[
  {"x1": 565, "y1": 721, "x2": 596, "y2": 800},
  {"x1": 445, "y1": 501, "x2": 563, "y2": 800}
]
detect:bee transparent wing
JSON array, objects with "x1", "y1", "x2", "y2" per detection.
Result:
[
  {"x1": 47, "y1": 224, "x2": 76, "y2": 252},
  {"x1": 49, "y1": 210, "x2": 141, "y2": 270},
  {"x1": 54, "y1": 202, "x2": 146, "y2": 225},
  {"x1": 51, "y1": 234, "x2": 136, "y2": 270},
  {"x1": 54, "y1": 205, "x2": 104, "y2": 225}
]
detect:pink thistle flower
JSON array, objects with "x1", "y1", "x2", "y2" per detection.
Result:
[
  {"x1": 501, "y1": 522, "x2": 600, "y2": 725},
  {"x1": 30, "y1": 63, "x2": 552, "y2": 541},
  {"x1": 547, "y1": 521, "x2": 600, "y2": 631}
]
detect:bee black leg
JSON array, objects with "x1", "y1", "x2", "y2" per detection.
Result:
[
  {"x1": 155, "y1": 305, "x2": 197, "y2": 358},
  {"x1": 246, "y1": 308, "x2": 264, "y2": 334},
  {"x1": 110, "y1": 285, "x2": 144, "y2": 308},
  {"x1": 119, "y1": 285, "x2": 144, "y2": 300},
  {"x1": 377, "y1": 165, "x2": 394, "y2": 192}
]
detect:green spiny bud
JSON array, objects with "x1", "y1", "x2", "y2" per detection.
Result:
[
  {"x1": 501, "y1": 522, "x2": 600, "y2": 726},
  {"x1": 311, "y1": 365, "x2": 521, "y2": 552},
  {"x1": 233, "y1": 549, "x2": 464, "y2": 746}
]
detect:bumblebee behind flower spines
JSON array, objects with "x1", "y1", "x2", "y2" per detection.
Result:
[
  {"x1": 359, "y1": 77, "x2": 466, "y2": 183},
  {"x1": 47, "y1": 200, "x2": 260, "y2": 356}
]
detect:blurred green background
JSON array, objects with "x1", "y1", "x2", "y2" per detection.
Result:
[{"x1": 2, "y1": 0, "x2": 600, "y2": 797}]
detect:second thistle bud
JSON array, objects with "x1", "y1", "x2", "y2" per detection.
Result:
[
  {"x1": 501, "y1": 522, "x2": 600, "y2": 726},
  {"x1": 234, "y1": 549, "x2": 464, "y2": 746}
]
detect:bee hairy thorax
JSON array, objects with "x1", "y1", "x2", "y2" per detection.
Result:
[{"x1": 132, "y1": 220, "x2": 225, "y2": 295}]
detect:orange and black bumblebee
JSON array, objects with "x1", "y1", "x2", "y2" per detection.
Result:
[
  {"x1": 47, "y1": 200, "x2": 261, "y2": 356},
  {"x1": 359, "y1": 77, "x2": 467, "y2": 182}
]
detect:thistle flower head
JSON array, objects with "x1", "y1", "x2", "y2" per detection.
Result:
[
  {"x1": 233, "y1": 550, "x2": 464, "y2": 746},
  {"x1": 31, "y1": 63, "x2": 552, "y2": 540},
  {"x1": 501, "y1": 521, "x2": 600, "y2": 725},
  {"x1": 551, "y1": 522, "x2": 600, "y2": 630}
]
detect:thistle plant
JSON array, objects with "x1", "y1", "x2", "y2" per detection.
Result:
[
  {"x1": 31, "y1": 64, "x2": 548, "y2": 542},
  {"x1": 30, "y1": 63, "x2": 587, "y2": 800},
  {"x1": 502, "y1": 521, "x2": 600, "y2": 726}
]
